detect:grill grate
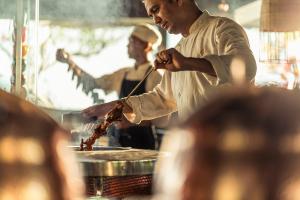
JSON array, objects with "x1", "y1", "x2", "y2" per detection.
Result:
[
  {"x1": 85, "y1": 177, "x2": 98, "y2": 196},
  {"x1": 85, "y1": 175, "x2": 153, "y2": 199}
]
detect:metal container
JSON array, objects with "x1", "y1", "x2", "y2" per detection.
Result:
[{"x1": 72, "y1": 146, "x2": 163, "y2": 199}]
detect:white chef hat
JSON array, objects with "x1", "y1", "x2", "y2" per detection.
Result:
[{"x1": 131, "y1": 24, "x2": 162, "y2": 48}]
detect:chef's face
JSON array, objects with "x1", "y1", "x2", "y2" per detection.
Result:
[
  {"x1": 144, "y1": 0, "x2": 183, "y2": 34},
  {"x1": 127, "y1": 35, "x2": 148, "y2": 59}
]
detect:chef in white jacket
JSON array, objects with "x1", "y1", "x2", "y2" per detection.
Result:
[{"x1": 82, "y1": 0, "x2": 257, "y2": 126}]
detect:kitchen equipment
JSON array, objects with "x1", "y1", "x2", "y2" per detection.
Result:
[{"x1": 72, "y1": 146, "x2": 164, "y2": 199}]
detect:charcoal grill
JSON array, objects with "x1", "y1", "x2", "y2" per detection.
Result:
[{"x1": 72, "y1": 146, "x2": 161, "y2": 199}]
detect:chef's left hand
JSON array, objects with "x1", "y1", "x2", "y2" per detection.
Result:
[{"x1": 154, "y1": 48, "x2": 186, "y2": 71}]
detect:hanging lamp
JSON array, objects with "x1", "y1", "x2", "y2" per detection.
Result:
[{"x1": 260, "y1": 0, "x2": 300, "y2": 64}]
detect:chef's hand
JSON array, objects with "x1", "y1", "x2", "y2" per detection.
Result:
[
  {"x1": 154, "y1": 48, "x2": 187, "y2": 71},
  {"x1": 82, "y1": 100, "x2": 133, "y2": 120},
  {"x1": 82, "y1": 101, "x2": 119, "y2": 120}
]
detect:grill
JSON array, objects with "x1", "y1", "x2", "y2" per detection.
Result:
[
  {"x1": 85, "y1": 175, "x2": 152, "y2": 198},
  {"x1": 72, "y1": 146, "x2": 162, "y2": 199}
]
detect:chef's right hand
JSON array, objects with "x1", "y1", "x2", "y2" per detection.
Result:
[
  {"x1": 154, "y1": 48, "x2": 186, "y2": 71},
  {"x1": 82, "y1": 100, "x2": 119, "y2": 120}
]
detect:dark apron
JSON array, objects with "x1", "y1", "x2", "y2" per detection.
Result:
[{"x1": 117, "y1": 67, "x2": 155, "y2": 149}]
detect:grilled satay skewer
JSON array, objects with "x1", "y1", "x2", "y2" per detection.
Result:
[
  {"x1": 80, "y1": 101, "x2": 124, "y2": 150},
  {"x1": 80, "y1": 67, "x2": 155, "y2": 151}
]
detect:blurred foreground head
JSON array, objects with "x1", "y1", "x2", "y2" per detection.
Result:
[
  {"x1": 154, "y1": 86, "x2": 300, "y2": 200},
  {"x1": 0, "y1": 90, "x2": 84, "y2": 200}
]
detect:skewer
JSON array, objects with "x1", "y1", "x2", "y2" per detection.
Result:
[
  {"x1": 124, "y1": 67, "x2": 155, "y2": 102},
  {"x1": 124, "y1": 58, "x2": 171, "y2": 100}
]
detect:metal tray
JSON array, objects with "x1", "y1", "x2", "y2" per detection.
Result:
[{"x1": 71, "y1": 146, "x2": 163, "y2": 176}]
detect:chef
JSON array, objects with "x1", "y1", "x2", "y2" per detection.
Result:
[{"x1": 82, "y1": 0, "x2": 257, "y2": 129}]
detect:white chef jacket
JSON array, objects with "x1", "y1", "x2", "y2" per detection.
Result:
[{"x1": 125, "y1": 11, "x2": 257, "y2": 123}]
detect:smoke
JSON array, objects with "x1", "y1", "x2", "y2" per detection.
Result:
[{"x1": 39, "y1": 0, "x2": 146, "y2": 24}]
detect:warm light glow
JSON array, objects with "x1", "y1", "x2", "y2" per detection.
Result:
[
  {"x1": 0, "y1": 137, "x2": 45, "y2": 165},
  {"x1": 221, "y1": 129, "x2": 247, "y2": 151},
  {"x1": 19, "y1": 138, "x2": 45, "y2": 165},
  {"x1": 0, "y1": 136, "x2": 18, "y2": 163},
  {"x1": 19, "y1": 180, "x2": 50, "y2": 200},
  {"x1": 221, "y1": 129, "x2": 266, "y2": 152},
  {"x1": 0, "y1": 178, "x2": 50, "y2": 200},
  {"x1": 213, "y1": 172, "x2": 242, "y2": 200}
]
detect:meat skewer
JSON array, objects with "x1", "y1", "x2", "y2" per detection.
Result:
[{"x1": 80, "y1": 68, "x2": 155, "y2": 151}]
